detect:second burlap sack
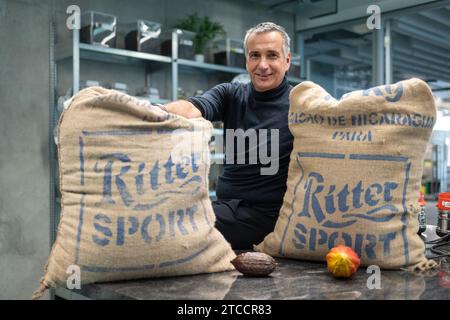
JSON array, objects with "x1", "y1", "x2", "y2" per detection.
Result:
[
  {"x1": 34, "y1": 87, "x2": 235, "y2": 298},
  {"x1": 255, "y1": 78, "x2": 437, "y2": 270}
]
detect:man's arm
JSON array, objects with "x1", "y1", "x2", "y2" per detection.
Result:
[
  {"x1": 161, "y1": 83, "x2": 231, "y2": 121},
  {"x1": 162, "y1": 100, "x2": 202, "y2": 119}
]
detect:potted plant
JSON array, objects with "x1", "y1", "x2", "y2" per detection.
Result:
[{"x1": 175, "y1": 13, "x2": 225, "y2": 62}]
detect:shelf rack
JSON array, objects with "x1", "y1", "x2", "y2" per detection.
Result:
[{"x1": 58, "y1": 29, "x2": 303, "y2": 100}]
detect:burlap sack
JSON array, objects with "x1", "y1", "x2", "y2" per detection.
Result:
[
  {"x1": 255, "y1": 78, "x2": 437, "y2": 271},
  {"x1": 33, "y1": 87, "x2": 235, "y2": 299}
]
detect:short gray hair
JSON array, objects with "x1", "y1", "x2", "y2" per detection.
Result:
[{"x1": 244, "y1": 22, "x2": 291, "y2": 57}]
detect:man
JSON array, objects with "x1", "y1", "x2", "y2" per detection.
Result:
[{"x1": 161, "y1": 22, "x2": 294, "y2": 249}]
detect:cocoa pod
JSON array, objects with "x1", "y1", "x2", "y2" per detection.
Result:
[{"x1": 231, "y1": 252, "x2": 277, "y2": 277}]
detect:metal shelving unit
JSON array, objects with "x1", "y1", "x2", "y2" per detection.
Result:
[
  {"x1": 178, "y1": 58, "x2": 246, "y2": 73},
  {"x1": 56, "y1": 42, "x2": 172, "y2": 65},
  {"x1": 56, "y1": 28, "x2": 303, "y2": 99}
]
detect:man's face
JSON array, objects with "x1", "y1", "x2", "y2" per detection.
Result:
[{"x1": 246, "y1": 31, "x2": 291, "y2": 92}]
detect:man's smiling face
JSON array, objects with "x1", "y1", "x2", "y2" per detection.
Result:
[{"x1": 246, "y1": 31, "x2": 291, "y2": 92}]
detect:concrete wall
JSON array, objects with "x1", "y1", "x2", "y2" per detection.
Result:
[
  {"x1": 0, "y1": 0, "x2": 51, "y2": 299},
  {"x1": 0, "y1": 0, "x2": 294, "y2": 299}
]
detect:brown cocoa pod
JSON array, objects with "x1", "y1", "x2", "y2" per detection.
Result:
[{"x1": 230, "y1": 252, "x2": 277, "y2": 277}]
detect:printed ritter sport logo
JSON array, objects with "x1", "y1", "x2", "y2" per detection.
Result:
[
  {"x1": 73, "y1": 127, "x2": 210, "y2": 273},
  {"x1": 279, "y1": 152, "x2": 412, "y2": 264}
]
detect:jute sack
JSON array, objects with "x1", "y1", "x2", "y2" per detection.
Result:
[
  {"x1": 33, "y1": 87, "x2": 235, "y2": 299},
  {"x1": 255, "y1": 78, "x2": 437, "y2": 270}
]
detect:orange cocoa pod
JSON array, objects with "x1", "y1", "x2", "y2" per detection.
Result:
[{"x1": 326, "y1": 245, "x2": 360, "y2": 278}]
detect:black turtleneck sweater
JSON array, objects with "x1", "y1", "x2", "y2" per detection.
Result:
[{"x1": 187, "y1": 77, "x2": 294, "y2": 210}]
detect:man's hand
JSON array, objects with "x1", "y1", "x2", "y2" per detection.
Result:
[{"x1": 161, "y1": 100, "x2": 202, "y2": 119}]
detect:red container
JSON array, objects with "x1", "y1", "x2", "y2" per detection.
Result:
[
  {"x1": 436, "y1": 192, "x2": 450, "y2": 211},
  {"x1": 436, "y1": 192, "x2": 450, "y2": 236}
]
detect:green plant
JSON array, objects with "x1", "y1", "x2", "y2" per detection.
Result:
[{"x1": 175, "y1": 13, "x2": 226, "y2": 54}]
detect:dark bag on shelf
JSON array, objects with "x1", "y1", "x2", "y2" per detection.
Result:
[
  {"x1": 124, "y1": 20, "x2": 162, "y2": 54},
  {"x1": 161, "y1": 30, "x2": 195, "y2": 60},
  {"x1": 80, "y1": 11, "x2": 117, "y2": 48},
  {"x1": 213, "y1": 51, "x2": 245, "y2": 69}
]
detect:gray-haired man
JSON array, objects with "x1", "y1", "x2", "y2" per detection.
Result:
[{"x1": 162, "y1": 22, "x2": 294, "y2": 249}]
